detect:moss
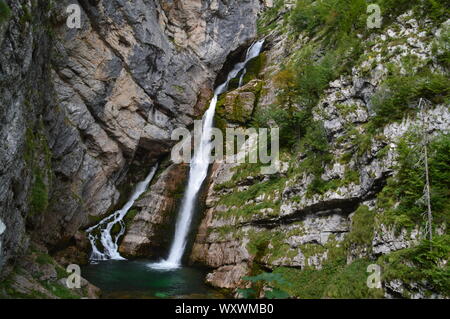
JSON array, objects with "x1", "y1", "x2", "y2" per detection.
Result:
[
  {"x1": 242, "y1": 53, "x2": 266, "y2": 85},
  {"x1": 40, "y1": 281, "x2": 81, "y2": 299},
  {"x1": 24, "y1": 122, "x2": 53, "y2": 217},
  {"x1": 29, "y1": 169, "x2": 49, "y2": 216},
  {"x1": 216, "y1": 81, "x2": 263, "y2": 124},
  {"x1": 0, "y1": 0, "x2": 11, "y2": 24},
  {"x1": 344, "y1": 205, "x2": 375, "y2": 249},
  {"x1": 123, "y1": 209, "x2": 139, "y2": 228},
  {"x1": 19, "y1": 3, "x2": 32, "y2": 26},
  {"x1": 35, "y1": 252, "x2": 54, "y2": 266}
]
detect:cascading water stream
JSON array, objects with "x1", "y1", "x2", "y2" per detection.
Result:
[
  {"x1": 150, "y1": 40, "x2": 265, "y2": 270},
  {"x1": 87, "y1": 164, "x2": 158, "y2": 261}
]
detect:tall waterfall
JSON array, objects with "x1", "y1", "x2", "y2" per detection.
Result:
[
  {"x1": 87, "y1": 164, "x2": 158, "y2": 261},
  {"x1": 151, "y1": 40, "x2": 265, "y2": 270}
]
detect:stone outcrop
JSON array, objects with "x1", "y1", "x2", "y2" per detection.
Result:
[{"x1": 119, "y1": 163, "x2": 189, "y2": 258}]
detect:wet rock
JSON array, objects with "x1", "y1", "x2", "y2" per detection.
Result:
[{"x1": 119, "y1": 163, "x2": 189, "y2": 258}]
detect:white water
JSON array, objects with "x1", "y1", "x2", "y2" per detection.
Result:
[
  {"x1": 150, "y1": 40, "x2": 264, "y2": 270},
  {"x1": 87, "y1": 164, "x2": 158, "y2": 261}
]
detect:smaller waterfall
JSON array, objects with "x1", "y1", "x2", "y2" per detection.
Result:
[
  {"x1": 87, "y1": 164, "x2": 158, "y2": 261},
  {"x1": 150, "y1": 40, "x2": 265, "y2": 270}
]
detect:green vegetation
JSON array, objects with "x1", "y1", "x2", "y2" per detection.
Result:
[
  {"x1": 39, "y1": 281, "x2": 80, "y2": 299},
  {"x1": 0, "y1": 0, "x2": 11, "y2": 23},
  {"x1": 290, "y1": 0, "x2": 367, "y2": 46},
  {"x1": 216, "y1": 176, "x2": 284, "y2": 218},
  {"x1": 379, "y1": 234, "x2": 449, "y2": 296},
  {"x1": 377, "y1": 132, "x2": 450, "y2": 229},
  {"x1": 216, "y1": 80, "x2": 263, "y2": 124},
  {"x1": 123, "y1": 209, "x2": 139, "y2": 228},
  {"x1": 19, "y1": 3, "x2": 32, "y2": 25},
  {"x1": 376, "y1": 0, "x2": 449, "y2": 23},
  {"x1": 24, "y1": 125, "x2": 52, "y2": 217},
  {"x1": 238, "y1": 273, "x2": 290, "y2": 299},
  {"x1": 257, "y1": 0, "x2": 286, "y2": 36},
  {"x1": 344, "y1": 205, "x2": 375, "y2": 249},
  {"x1": 242, "y1": 54, "x2": 266, "y2": 85},
  {"x1": 371, "y1": 71, "x2": 450, "y2": 128},
  {"x1": 272, "y1": 258, "x2": 384, "y2": 299},
  {"x1": 30, "y1": 169, "x2": 49, "y2": 216},
  {"x1": 432, "y1": 24, "x2": 450, "y2": 69}
]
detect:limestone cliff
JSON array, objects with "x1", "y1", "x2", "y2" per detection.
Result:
[
  {"x1": 190, "y1": 2, "x2": 449, "y2": 298},
  {"x1": 0, "y1": 0, "x2": 264, "y2": 298}
]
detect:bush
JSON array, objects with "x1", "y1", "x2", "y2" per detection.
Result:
[
  {"x1": 290, "y1": 0, "x2": 367, "y2": 45},
  {"x1": 379, "y1": 234, "x2": 450, "y2": 296},
  {"x1": 253, "y1": 104, "x2": 307, "y2": 148},
  {"x1": 377, "y1": 0, "x2": 449, "y2": 23},
  {"x1": 377, "y1": 132, "x2": 450, "y2": 229},
  {"x1": 371, "y1": 71, "x2": 450, "y2": 128},
  {"x1": 433, "y1": 24, "x2": 450, "y2": 69}
]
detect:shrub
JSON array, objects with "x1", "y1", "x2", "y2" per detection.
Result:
[
  {"x1": 433, "y1": 24, "x2": 450, "y2": 69},
  {"x1": 379, "y1": 234, "x2": 450, "y2": 296},
  {"x1": 377, "y1": 132, "x2": 450, "y2": 229},
  {"x1": 290, "y1": 0, "x2": 367, "y2": 45},
  {"x1": 371, "y1": 71, "x2": 450, "y2": 128},
  {"x1": 253, "y1": 104, "x2": 307, "y2": 148}
]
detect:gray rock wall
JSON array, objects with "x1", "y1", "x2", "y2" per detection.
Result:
[{"x1": 0, "y1": 0, "x2": 263, "y2": 276}]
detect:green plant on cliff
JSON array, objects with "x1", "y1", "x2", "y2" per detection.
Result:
[
  {"x1": 371, "y1": 71, "x2": 450, "y2": 128},
  {"x1": 432, "y1": 24, "x2": 450, "y2": 69},
  {"x1": 378, "y1": 234, "x2": 450, "y2": 296},
  {"x1": 272, "y1": 258, "x2": 384, "y2": 298},
  {"x1": 238, "y1": 272, "x2": 291, "y2": 299},
  {"x1": 30, "y1": 169, "x2": 49, "y2": 216},
  {"x1": 299, "y1": 121, "x2": 333, "y2": 195},
  {"x1": 377, "y1": 132, "x2": 450, "y2": 229},
  {"x1": 291, "y1": 0, "x2": 367, "y2": 46},
  {"x1": 0, "y1": 0, "x2": 11, "y2": 23}
]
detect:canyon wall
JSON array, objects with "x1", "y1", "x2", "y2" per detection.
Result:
[
  {"x1": 0, "y1": 0, "x2": 264, "y2": 297},
  {"x1": 189, "y1": 3, "x2": 449, "y2": 298}
]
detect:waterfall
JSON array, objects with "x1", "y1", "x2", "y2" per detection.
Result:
[
  {"x1": 150, "y1": 40, "x2": 265, "y2": 270},
  {"x1": 87, "y1": 164, "x2": 158, "y2": 261}
]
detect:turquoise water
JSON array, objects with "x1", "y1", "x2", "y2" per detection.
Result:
[{"x1": 82, "y1": 260, "x2": 224, "y2": 299}]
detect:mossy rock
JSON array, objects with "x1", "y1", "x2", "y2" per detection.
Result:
[
  {"x1": 216, "y1": 80, "x2": 263, "y2": 124},
  {"x1": 0, "y1": 1, "x2": 11, "y2": 24},
  {"x1": 242, "y1": 53, "x2": 266, "y2": 85}
]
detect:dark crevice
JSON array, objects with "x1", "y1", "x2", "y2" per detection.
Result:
[{"x1": 240, "y1": 172, "x2": 391, "y2": 229}]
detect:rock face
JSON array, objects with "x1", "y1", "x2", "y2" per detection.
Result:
[
  {"x1": 0, "y1": 0, "x2": 265, "y2": 291},
  {"x1": 216, "y1": 79, "x2": 263, "y2": 124},
  {"x1": 190, "y1": 6, "x2": 450, "y2": 299},
  {"x1": 119, "y1": 163, "x2": 189, "y2": 258}
]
